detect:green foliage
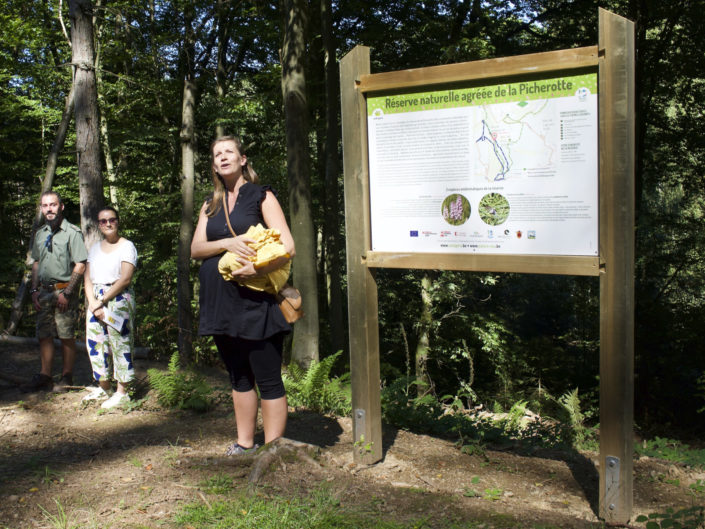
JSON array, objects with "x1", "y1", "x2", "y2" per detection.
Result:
[
  {"x1": 504, "y1": 400, "x2": 529, "y2": 431},
  {"x1": 122, "y1": 396, "x2": 148, "y2": 414},
  {"x1": 690, "y1": 480, "x2": 705, "y2": 497},
  {"x1": 147, "y1": 353, "x2": 214, "y2": 412},
  {"x1": 635, "y1": 507, "x2": 705, "y2": 529},
  {"x1": 381, "y1": 371, "x2": 600, "y2": 455},
  {"x1": 381, "y1": 376, "x2": 584, "y2": 451},
  {"x1": 354, "y1": 434, "x2": 374, "y2": 457},
  {"x1": 283, "y1": 351, "x2": 351, "y2": 416},
  {"x1": 635, "y1": 437, "x2": 705, "y2": 469},
  {"x1": 482, "y1": 488, "x2": 503, "y2": 501},
  {"x1": 555, "y1": 388, "x2": 591, "y2": 449}
]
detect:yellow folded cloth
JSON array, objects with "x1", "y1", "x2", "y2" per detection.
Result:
[{"x1": 218, "y1": 224, "x2": 290, "y2": 294}]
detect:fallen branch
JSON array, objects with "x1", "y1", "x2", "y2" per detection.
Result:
[{"x1": 54, "y1": 385, "x2": 87, "y2": 392}]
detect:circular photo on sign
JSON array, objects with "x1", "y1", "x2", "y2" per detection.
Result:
[
  {"x1": 442, "y1": 194, "x2": 471, "y2": 226},
  {"x1": 479, "y1": 193, "x2": 510, "y2": 226}
]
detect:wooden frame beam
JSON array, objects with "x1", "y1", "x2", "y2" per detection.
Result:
[
  {"x1": 359, "y1": 46, "x2": 599, "y2": 93},
  {"x1": 340, "y1": 46, "x2": 383, "y2": 465},
  {"x1": 598, "y1": 8, "x2": 636, "y2": 524},
  {"x1": 366, "y1": 252, "x2": 600, "y2": 276}
]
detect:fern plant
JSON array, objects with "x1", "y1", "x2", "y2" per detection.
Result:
[
  {"x1": 148, "y1": 352, "x2": 213, "y2": 412},
  {"x1": 557, "y1": 388, "x2": 589, "y2": 448},
  {"x1": 283, "y1": 351, "x2": 351, "y2": 416}
]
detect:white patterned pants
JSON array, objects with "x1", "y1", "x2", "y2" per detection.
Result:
[{"x1": 85, "y1": 285, "x2": 136, "y2": 384}]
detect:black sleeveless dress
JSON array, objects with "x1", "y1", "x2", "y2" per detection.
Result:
[{"x1": 197, "y1": 183, "x2": 291, "y2": 340}]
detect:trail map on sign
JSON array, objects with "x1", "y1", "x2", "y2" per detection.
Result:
[{"x1": 366, "y1": 73, "x2": 598, "y2": 256}]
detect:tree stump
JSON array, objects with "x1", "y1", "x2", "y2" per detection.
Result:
[{"x1": 208, "y1": 437, "x2": 321, "y2": 490}]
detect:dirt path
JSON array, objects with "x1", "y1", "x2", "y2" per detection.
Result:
[{"x1": 0, "y1": 342, "x2": 702, "y2": 528}]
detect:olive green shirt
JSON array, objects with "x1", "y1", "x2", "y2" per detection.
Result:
[{"x1": 31, "y1": 218, "x2": 88, "y2": 283}]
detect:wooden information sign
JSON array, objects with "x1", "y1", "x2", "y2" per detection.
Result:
[{"x1": 341, "y1": 8, "x2": 634, "y2": 522}]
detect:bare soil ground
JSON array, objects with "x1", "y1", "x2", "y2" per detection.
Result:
[{"x1": 0, "y1": 341, "x2": 702, "y2": 529}]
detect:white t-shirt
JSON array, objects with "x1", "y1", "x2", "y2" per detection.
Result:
[{"x1": 88, "y1": 239, "x2": 138, "y2": 284}]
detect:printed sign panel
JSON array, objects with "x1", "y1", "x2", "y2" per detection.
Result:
[{"x1": 366, "y1": 73, "x2": 598, "y2": 256}]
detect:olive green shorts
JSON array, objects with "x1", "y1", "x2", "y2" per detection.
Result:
[{"x1": 36, "y1": 288, "x2": 80, "y2": 340}]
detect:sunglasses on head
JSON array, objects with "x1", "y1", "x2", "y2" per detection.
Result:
[{"x1": 98, "y1": 217, "x2": 118, "y2": 226}]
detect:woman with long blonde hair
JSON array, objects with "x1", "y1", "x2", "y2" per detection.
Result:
[{"x1": 191, "y1": 136, "x2": 294, "y2": 454}]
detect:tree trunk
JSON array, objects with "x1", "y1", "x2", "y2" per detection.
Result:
[
  {"x1": 3, "y1": 83, "x2": 75, "y2": 335},
  {"x1": 415, "y1": 273, "x2": 434, "y2": 396},
  {"x1": 215, "y1": 0, "x2": 229, "y2": 139},
  {"x1": 70, "y1": 0, "x2": 103, "y2": 248},
  {"x1": 281, "y1": 0, "x2": 319, "y2": 368},
  {"x1": 177, "y1": 78, "x2": 196, "y2": 364},
  {"x1": 320, "y1": 0, "x2": 345, "y2": 355},
  {"x1": 93, "y1": 0, "x2": 118, "y2": 207},
  {"x1": 177, "y1": 6, "x2": 197, "y2": 364}
]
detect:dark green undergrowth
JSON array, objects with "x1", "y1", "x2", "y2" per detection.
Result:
[
  {"x1": 283, "y1": 351, "x2": 352, "y2": 417},
  {"x1": 635, "y1": 506, "x2": 705, "y2": 529},
  {"x1": 380, "y1": 376, "x2": 596, "y2": 453},
  {"x1": 635, "y1": 437, "x2": 705, "y2": 469},
  {"x1": 147, "y1": 352, "x2": 215, "y2": 412},
  {"x1": 148, "y1": 352, "x2": 705, "y2": 475}
]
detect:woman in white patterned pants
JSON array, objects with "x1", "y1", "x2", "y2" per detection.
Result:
[{"x1": 83, "y1": 207, "x2": 138, "y2": 409}]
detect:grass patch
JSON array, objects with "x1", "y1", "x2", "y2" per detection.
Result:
[
  {"x1": 173, "y1": 486, "x2": 484, "y2": 529},
  {"x1": 200, "y1": 474, "x2": 235, "y2": 495}
]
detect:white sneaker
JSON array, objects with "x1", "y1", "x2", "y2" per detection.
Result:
[
  {"x1": 101, "y1": 392, "x2": 130, "y2": 409},
  {"x1": 82, "y1": 386, "x2": 110, "y2": 402}
]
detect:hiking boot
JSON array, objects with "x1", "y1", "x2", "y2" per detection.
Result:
[
  {"x1": 20, "y1": 373, "x2": 54, "y2": 393},
  {"x1": 225, "y1": 443, "x2": 260, "y2": 456},
  {"x1": 53, "y1": 373, "x2": 73, "y2": 392}
]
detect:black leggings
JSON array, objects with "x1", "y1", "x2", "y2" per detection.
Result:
[{"x1": 213, "y1": 333, "x2": 286, "y2": 400}]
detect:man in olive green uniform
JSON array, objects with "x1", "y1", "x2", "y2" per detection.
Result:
[{"x1": 21, "y1": 191, "x2": 88, "y2": 392}]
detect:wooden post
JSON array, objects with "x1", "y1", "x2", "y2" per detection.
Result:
[
  {"x1": 340, "y1": 46, "x2": 383, "y2": 464},
  {"x1": 598, "y1": 8, "x2": 636, "y2": 523}
]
